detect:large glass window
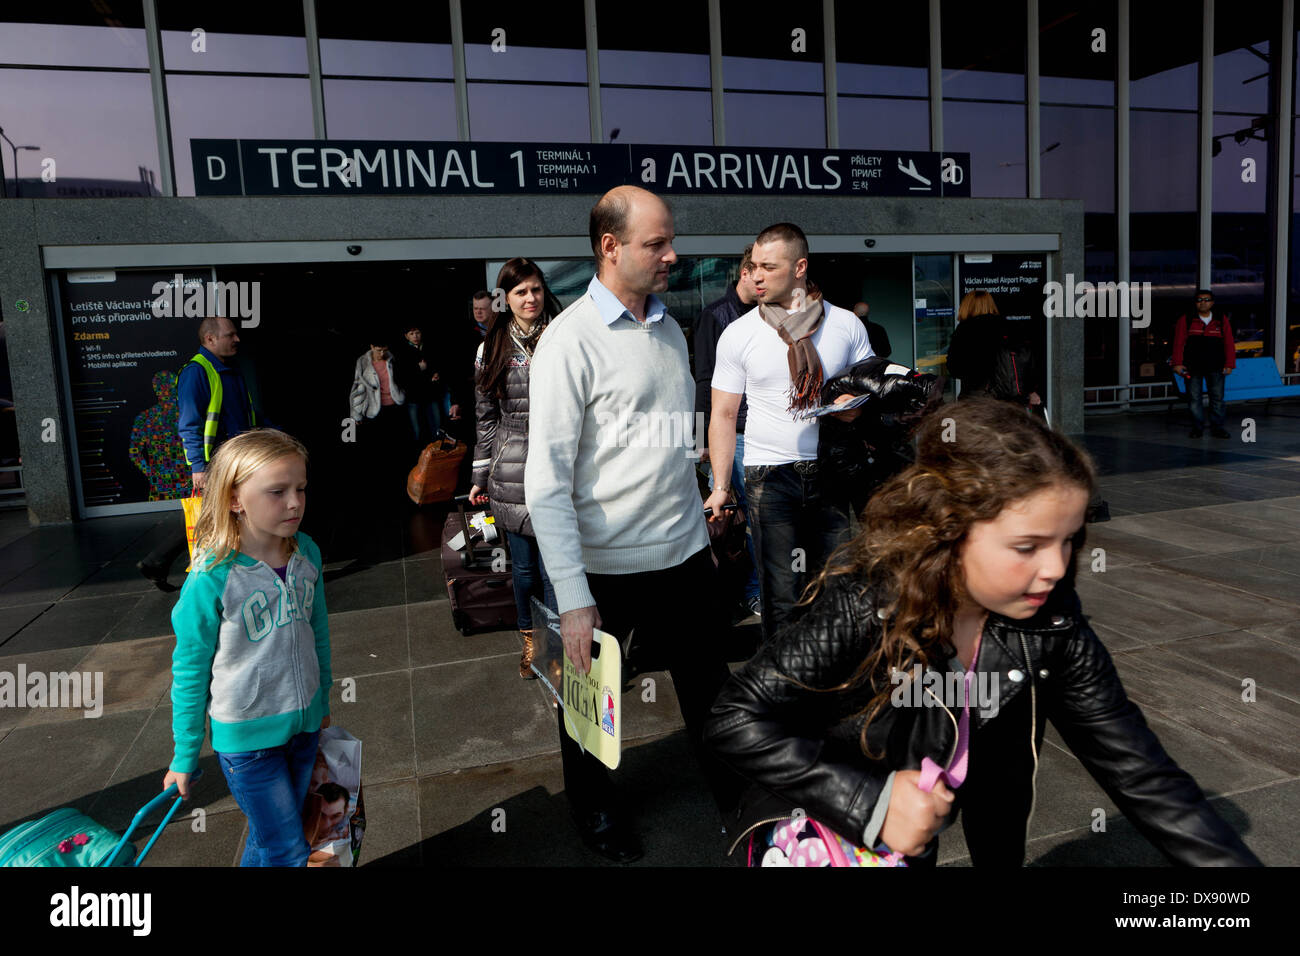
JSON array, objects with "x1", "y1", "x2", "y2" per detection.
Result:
[
  {"x1": 1129, "y1": 0, "x2": 1199, "y2": 381},
  {"x1": 1210, "y1": 2, "x2": 1276, "y2": 361},
  {"x1": 157, "y1": 1, "x2": 308, "y2": 74},
  {"x1": 0, "y1": 4, "x2": 159, "y2": 197},
  {"x1": 1040, "y1": 0, "x2": 1118, "y2": 386},
  {"x1": 597, "y1": 0, "x2": 712, "y2": 145},
  {"x1": 941, "y1": 0, "x2": 1027, "y2": 197},
  {"x1": 719, "y1": 2, "x2": 825, "y2": 147},
  {"x1": 158, "y1": 2, "x2": 312, "y2": 195},
  {"x1": 835, "y1": 3, "x2": 929, "y2": 151},
  {"x1": 0, "y1": 5, "x2": 149, "y2": 68},
  {"x1": 462, "y1": 1, "x2": 589, "y2": 142},
  {"x1": 318, "y1": 3, "x2": 457, "y2": 139}
]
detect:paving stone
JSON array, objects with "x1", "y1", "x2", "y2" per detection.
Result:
[{"x1": 13, "y1": 634, "x2": 172, "y2": 728}]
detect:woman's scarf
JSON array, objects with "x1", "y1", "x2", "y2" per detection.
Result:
[
  {"x1": 509, "y1": 316, "x2": 547, "y2": 358},
  {"x1": 759, "y1": 294, "x2": 826, "y2": 412}
]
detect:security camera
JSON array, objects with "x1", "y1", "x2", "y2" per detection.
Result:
[
  {"x1": 346, "y1": 245, "x2": 362, "y2": 256},
  {"x1": 864, "y1": 239, "x2": 877, "y2": 248}
]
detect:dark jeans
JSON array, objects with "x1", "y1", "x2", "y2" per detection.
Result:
[
  {"x1": 745, "y1": 460, "x2": 852, "y2": 640},
  {"x1": 504, "y1": 530, "x2": 555, "y2": 631},
  {"x1": 556, "y1": 546, "x2": 741, "y2": 820},
  {"x1": 1186, "y1": 367, "x2": 1226, "y2": 427},
  {"x1": 406, "y1": 399, "x2": 443, "y2": 445}
]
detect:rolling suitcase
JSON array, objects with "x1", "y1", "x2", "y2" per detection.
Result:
[
  {"x1": 441, "y1": 495, "x2": 515, "y2": 635},
  {"x1": 0, "y1": 769, "x2": 202, "y2": 867}
]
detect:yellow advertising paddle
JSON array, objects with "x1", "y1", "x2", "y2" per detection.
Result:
[{"x1": 529, "y1": 598, "x2": 622, "y2": 770}]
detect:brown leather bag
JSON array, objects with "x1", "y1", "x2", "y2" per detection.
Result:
[{"x1": 406, "y1": 436, "x2": 467, "y2": 505}]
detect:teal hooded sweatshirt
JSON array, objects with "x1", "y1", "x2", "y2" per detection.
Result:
[{"x1": 170, "y1": 531, "x2": 331, "y2": 774}]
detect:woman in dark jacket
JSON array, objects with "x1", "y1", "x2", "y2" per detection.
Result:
[
  {"x1": 946, "y1": 291, "x2": 1042, "y2": 409},
  {"x1": 469, "y1": 258, "x2": 561, "y2": 678},
  {"x1": 705, "y1": 399, "x2": 1259, "y2": 867}
]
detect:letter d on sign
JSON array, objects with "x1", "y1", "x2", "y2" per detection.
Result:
[{"x1": 206, "y1": 156, "x2": 227, "y2": 181}]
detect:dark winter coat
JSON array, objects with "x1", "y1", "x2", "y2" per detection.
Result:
[
  {"x1": 946, "y1": 314, "x2": 1037, "y2": 403},
  {"x1": 472, "y1": 340, "x2": 534, "y2": 536}
]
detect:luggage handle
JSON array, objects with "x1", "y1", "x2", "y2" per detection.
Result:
[{"x1": 103, "y1": 768, "x2": 204, "y2": 867}]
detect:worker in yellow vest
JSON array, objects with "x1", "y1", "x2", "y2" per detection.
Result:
[{"x1": 138, "y1": 316, "x2": 262, "y2": 590}]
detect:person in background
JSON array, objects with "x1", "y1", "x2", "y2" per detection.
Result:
[
  {"x1": 349, "y1": 338, "x2": 409, "y2": 499},
  {"x1": 704, "y1": 222, "x2": 873, "y2": 640},
  {"x1": 694, "y1": 244, "x2": 762, "y2": 622},
  {"x1": 945, "y1": 291, "x2": 1041, "y2": 409},
  {"x1": 1172, "y1": 289, "x2": 1235, "y2": 439},
  {"x1": 138, "y1": 315, "x2": 264, "y2": 591},
  {"x1": 468, "y1": 257, "x2": 561, "y2": 679},
  {"x1": 393, "y1": 322, "x2": 444, "y2": 445},
  {"x1": 852, "y1": 301, "x2": 893, "y2": 359}
]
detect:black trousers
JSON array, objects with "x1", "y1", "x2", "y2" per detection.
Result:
[{"x1": 556, "y1": 546, "x2": 742, "y2": 820}]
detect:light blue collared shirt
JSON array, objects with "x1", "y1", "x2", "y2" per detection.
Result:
[{"x1": 587, "y1": 275, "x2": 666, "y2": 326}]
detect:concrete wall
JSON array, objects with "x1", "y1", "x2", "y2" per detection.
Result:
[{"x1": 0, "y1": 195, "x2": 1084, "y2": 524}]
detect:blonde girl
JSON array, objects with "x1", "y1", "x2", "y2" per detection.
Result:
[{"x1": 163, "y1": 429, "x2": 332, "y2": 867}]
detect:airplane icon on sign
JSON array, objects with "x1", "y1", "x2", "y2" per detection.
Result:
[{"x1": 897, "y1": 158, "x2": 933, "y2": 190}]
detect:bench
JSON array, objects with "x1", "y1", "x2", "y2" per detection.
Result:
[{"x1": 1170, "y1": 356, "x2": 1300, "y2": 413}]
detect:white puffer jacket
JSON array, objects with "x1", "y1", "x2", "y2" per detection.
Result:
[{"x1": 349, "y1": 351, "x2": 406, "y2": 421}]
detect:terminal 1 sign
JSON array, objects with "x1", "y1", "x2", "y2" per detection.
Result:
[{"x1": 192, "y1": 139, "x2": 971, "y2": 198}]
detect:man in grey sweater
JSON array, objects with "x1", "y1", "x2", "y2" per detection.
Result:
[{"x1": 525, "y1": 185, "x2": 737, "y2": 863}]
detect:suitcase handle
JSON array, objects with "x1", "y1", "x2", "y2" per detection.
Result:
[{"x1": 103, "y1": 768, "x2": 204, "y2": 867}]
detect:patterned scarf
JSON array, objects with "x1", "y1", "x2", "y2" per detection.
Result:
[
  {"x1": 509, "y1": 316, "x2": 547, "y2": 358},
  {"x1": 759, "y1": 294, "x2": 826, "y2": 412}
]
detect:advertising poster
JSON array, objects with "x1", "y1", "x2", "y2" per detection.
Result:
[
  {"x1": 957, "y1": 253, "x2": 1048, "y2": 401},
  {"x1": 530, "y1": 598, "x2": 622, "y2": 770},
  {"x1": 58, "y1": 268, "x2": 212, "y2": 511}
]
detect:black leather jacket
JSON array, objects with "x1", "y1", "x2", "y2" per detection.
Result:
[{"x1": 704, "y1": 573, "x2": 1261, "y2": 866}]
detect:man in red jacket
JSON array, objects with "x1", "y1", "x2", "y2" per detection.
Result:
[{"x1": 1173, "y1": 289, "x2": 1235, "y2": 438}]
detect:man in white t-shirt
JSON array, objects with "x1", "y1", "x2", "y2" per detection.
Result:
[{"x1": 703, "y1": 222, "x2": 873, "y2": 637}]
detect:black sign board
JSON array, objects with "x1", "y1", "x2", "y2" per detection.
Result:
[
  {"x1": 59, "y1": 269, "x2": 211, "y2": 510},
  {"x1": 192, "y1": 139, "x2": 971, "y2": 198}
]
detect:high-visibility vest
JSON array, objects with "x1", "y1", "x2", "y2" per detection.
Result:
[{"x1": 187, "y1": 353, "x2": 256, "y2": 463}]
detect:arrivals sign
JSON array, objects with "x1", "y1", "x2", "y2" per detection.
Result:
[{"x1": 192, "y1": 139, "x2": 971, "y2": 198}]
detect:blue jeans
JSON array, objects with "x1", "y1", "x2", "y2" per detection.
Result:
[
  {"x1": 745, "y1": 460, "x2": 852, "y2": 639},
  {"x1": 218, "y1": 729, "x2": 321, "y2": 867},
  {"x1": 505, "y1": 531, "x2": 555, "y2": 630},
  {"x1": 406, "y1": 399, "x2": 442, "y2": 444},
  {"x1": 1186, "y1": 368, "x2": 1226, "y2": 427},
  {"x1": 706, "y1": 433, "x2": 761, "y2": 604}
]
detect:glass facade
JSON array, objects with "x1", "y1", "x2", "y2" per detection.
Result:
[
  {"x1": 597, "y1": 0, "x2": 713, "y2": 145},
  {"x1": 1130, "y1": 0, "x2": 1200, "y2": 383},
  {"x1": 3, "y1": 1, "x2": 1299, "y2": 389},
  {"x1": 835, "y1": 3, "x2": 930, "y2": 150},
  {"x1": 719, "y1": 2, "x2": 825, "y2": 146},
  {"x1": 1040, "y1": 1, "x2": 1118, "y2": 385},
  {"x1": 942, "y1": 0, "x2": 1028, "y2": 198}
]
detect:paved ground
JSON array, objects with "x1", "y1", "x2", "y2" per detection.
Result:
[{"x1": 1, "y1": 401, "x2": 1298, "y2": 866}]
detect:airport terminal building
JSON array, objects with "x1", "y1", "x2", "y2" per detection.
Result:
[{"x1": 1, "y1": 0, "x2": 1298, "y2": 523}]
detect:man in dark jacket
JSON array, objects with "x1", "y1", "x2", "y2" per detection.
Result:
[
  {"x1": 1172, "y1": 289, "x2": 1235, "y2": 439},
  {"x1": 694, "y1": 246, "x2": 761, "y2": 619},
  {"x1": 393, "y1": 322, "x2": 444, "y2": 445}
]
